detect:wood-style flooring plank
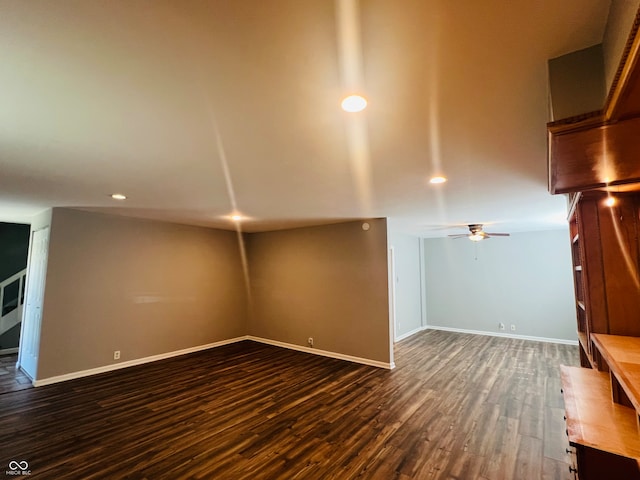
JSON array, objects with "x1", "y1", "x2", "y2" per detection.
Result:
[
  {"x1": 0, "y1": 330, "x2": 578, "y2": 479},
  {"x1": 0, "y1": 353, "x2": 32, "y2": 394}
]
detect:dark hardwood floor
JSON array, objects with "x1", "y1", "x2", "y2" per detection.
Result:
[
  {"x1": 0, "y1": 353, "x2": 32, "y2": 395},
  {"x1": 0, "y1": 330, "x2": 578, "y2": 479}
]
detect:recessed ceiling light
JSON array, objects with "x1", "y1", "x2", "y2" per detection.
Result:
[
  {"x1": 230, "y1": 214, "x2": 243, "y2": 222},
  {"x1": 341, "y1": 95, "x2": 367, "y2": 112},
  {"x1": 429, "y1": 176, "x2": 447, "y2": 184},
  {"x1": 604, "y1": 196, "x2": 616, "y2": 207},
  {"x1": 111, "y1": 193, "x2": 127, "y2": 200}
]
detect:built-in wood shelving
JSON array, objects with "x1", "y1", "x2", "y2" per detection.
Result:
[
  {"x1": 592, "y1": 334, "x2": 640, "y2": 418},
  {"x1": 561, "y1": 334, "x2": 640, "y2": 478},
  {"x1": 561, "y1": 366, "x2": 640, "y2": 461},
  {"x1": 553, "y1": 6, "x2": 640, "y2": 479}
]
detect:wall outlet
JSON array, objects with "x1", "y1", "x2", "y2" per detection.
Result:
[
  {"x1": 498, "y1": 323, "x2": 505, "y2": 331},
  {"x1": 307, "y1": 337, "x2": 314, "y2": 347},
  {"x1": 113, "y1": 350, "x2": 121, "y2": 360},
  {"x1": 510, "y1": 324, "x2": 516, "y2": 331}
]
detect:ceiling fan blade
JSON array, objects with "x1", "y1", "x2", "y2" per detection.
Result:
[
  {"x1": 448, "y1": 234, "x2": 469, "y2": 238},
  {"x1": 486, "y1": 233, "x2": 510, "y2": 237}
]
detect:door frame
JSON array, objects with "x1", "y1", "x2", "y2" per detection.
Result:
[
  {"x1": 17, "y1": 226, "x2": 49, "y2": 380},
  {"x1": 388, "y1": 246, "x2": 397, "y2": 351}
]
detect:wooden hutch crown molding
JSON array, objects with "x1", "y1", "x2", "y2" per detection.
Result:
[{"x1": 548, "y1": 6, "x2": 640, "y2": 195}]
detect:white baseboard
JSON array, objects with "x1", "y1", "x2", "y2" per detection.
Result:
[
  {"x1": 28, "y1": 326, "x2": 573, "y2": 388},
  {"x1": 0, "y1": 347, "x2": 19, "y2": 355},
  {"x1": 33, "y1": 334, "x2": 395, "y2": 387},
  {"x1": 33, "y1": 336, "x2": 249, "y2": 387},
  {"x1": 426, "y1": 325, "x2": 579, "y2": 345},
  {"x1": 247, "y1": 335, "x2": 395, "y2": 370},
  {"x1": 395, "y1": 325, "x2": 428, "y2": 342}
]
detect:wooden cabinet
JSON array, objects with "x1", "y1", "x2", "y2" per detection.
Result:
[
  {"x1": 568, "y1": 191, "x2": 640, "y2": 368},
  {"x1": 561, "y1": 335, "x2": 640, "y2": 479},
  {"x1": 562, "y1": 186, "x2": 640, "y2": 480},
  {"x1": 551, "y1": 7, "x2": 640, "y2": 479},
  {"x1": 561, "y1": 366, "x2": 640, "y2": 479}
]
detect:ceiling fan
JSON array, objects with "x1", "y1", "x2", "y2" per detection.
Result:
[{"x1": 448, "y1": 224, "x2": 510, "y2": 242}]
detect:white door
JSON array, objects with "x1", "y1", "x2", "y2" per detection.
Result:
[{"x1": 18, "y1": 227, "x2": 49, "y2": 380}]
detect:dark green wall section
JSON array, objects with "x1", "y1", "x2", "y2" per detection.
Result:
[
  {"x1": 548, "y1": 44, "x2": 606, "y2": 120},
  {"x1": 0, "y1": 222, "x2": 30, "y2": 282},
  {"x1": 0, "y1": 323, "x2": 20, "y2": 350}
]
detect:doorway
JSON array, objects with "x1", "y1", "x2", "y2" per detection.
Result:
[
  {"x1": 0, "y1": 222, "x2": 30, "y2": 354},
  {"x1": 0, "y1": 222, "x2": 32, "y2": 393}
]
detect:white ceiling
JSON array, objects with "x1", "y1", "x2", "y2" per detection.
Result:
[{"x1": 0, "y1": 0, "x2": 612, "y2": 236}]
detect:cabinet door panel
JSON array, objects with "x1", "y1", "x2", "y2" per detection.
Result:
[
  {"x1": 598, "y1": 196, "x2": 640, "y2": 336},
  {"x1": 576, "y1": 445, "x2": 640, "y2": 480}
]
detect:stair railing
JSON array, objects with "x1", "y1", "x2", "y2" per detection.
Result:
[{"x1": 0, "y1": 269, "x2": 27, "y2": 336}]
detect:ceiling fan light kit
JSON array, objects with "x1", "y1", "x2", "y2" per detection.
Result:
[{"x1": 448, "y1": 224, "x2": 510, "y2": 241}]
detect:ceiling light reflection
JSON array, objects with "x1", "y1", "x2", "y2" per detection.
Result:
[{"x1": 341, "y1": 95, "x2": 367, "y2": 112}]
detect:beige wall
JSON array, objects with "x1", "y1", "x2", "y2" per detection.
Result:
[
  {"x1": 37, "y1": 208, "x2": 248, "y2": 379},
  {"x1": 32, "y1": 210, "x2": 392, "y2": 379},
  {"x1": 246, "y1": 219, "x2": 391, "y2": 364}
]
